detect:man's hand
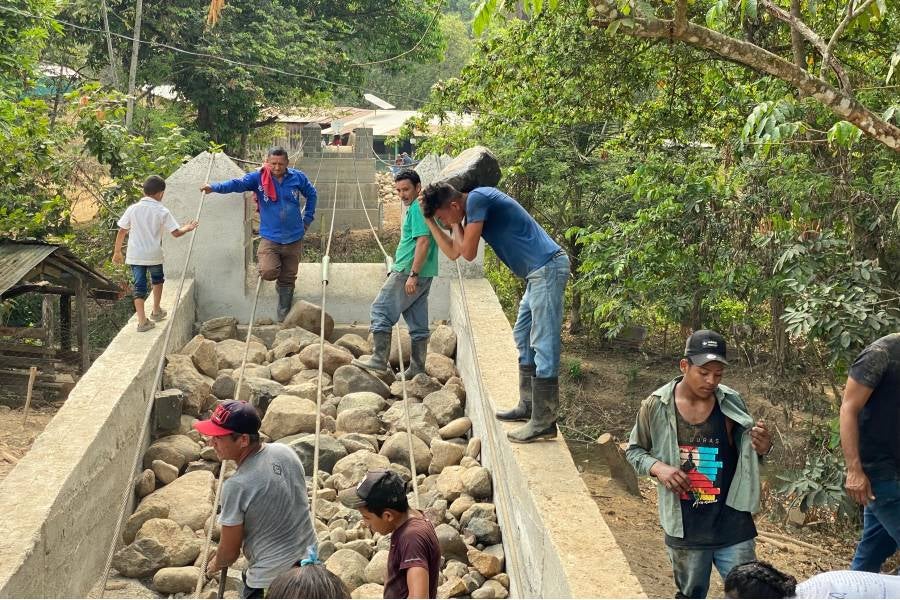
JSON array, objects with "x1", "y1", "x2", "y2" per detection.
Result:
[
  {"x1": 846, "y1": 467, "x2": 875, "y2": 506},
  {"x1": 112, "y1": 251, "x2": 124, "y2": 265},
  {"x1": 651, "y1": 462, "x2": 692, "y2": 495},
  {"x1": 205, "y1": 551, "x2": 218, "y2": 578},
  {"x1": 200, "y1": 184, "x2": 213, "y2": 194},
  {"x1": 405, "y1": 276, "x2": 417, "y2": 295},
  {"x1": 750, "y1": 420, "x2": 772, "y2": 455}
]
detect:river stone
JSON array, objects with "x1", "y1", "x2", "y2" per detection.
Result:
[
  {"x1": 400, "y1": 373, "x2": 442, "y2": 398},
  {"x1": 180, "y1": 335, "x2": 219, "y2": 378},
  {"x1": 211, "y1": 372, "x2": 236, "y2": 400},
  {"x1": 236, "y1": 377, "x2": 284, "y2": 403},
  {"x1": 434, "y1": 523, "x2": 468, "y2": 562},
  {"x1": 123, "y1": 503, "x2": 169, "y2": 544},
  {"x1": 484, "y1": 544, "x2": 505, "y2": 571},
  {"x1": 448, "y1": 495, "x2": 475, "y2": 521},
  {"x1": 366, "y1": 329, "x2": 411, "y2": 369},
  {"x1": 337, "y1": 408, "x2": 382, "y2": 435},
  {"x1": 151, "y1": 459, "x2": 180, "y2": 485},
  {"x1": 477, "y1": 580, "x2": 508, "y2": 599},
  {"x1": 274, "y1": 326, "x2": 320, "y2": 349},
  {"x1": 423, "y1": 390, "x2": 464, "y2": 427},
  {"x1": 428, "y1": 325, "x2": 457, "y2": 358},
  {"x1": 335, "y1": 334, "x2": 371, "y2": 358},
  {"x1": 439, "y1": 417, "x2": 472, "y2": 440},
  {"x1": 436, "y1": 466, "x2": 467, "y2": 502},
  {"x1": 465, "y1": 437, "x2": 481, "y2": 460},
  {"x1": 425, "y1": 354, "x2": 458, "y2": 384},
  {"x1": 298, "y1": 343, "x2": 353, "y2": 375},
  {"x1": 185, "y1": 460, "x2": 219, "y2": 475},
  {"x1": 136, "y1": 518, "x2": 203, "y2": 567},
  {"x1": 435, "y1": 146, "x2": 501, "y2": 193},
  {"x1": 137, "y1": 470, "x2": 215, "y2": 530},
  {"x1": 268, "y1": 356, "x2": 303, "y2": 383},
  {"x1": 281, "y1": 381, "x2": 319, "y2": 401},
  {"x1": 135, "y1": 469, "x2": 156, "y2": 498},
  {"x1": 438, "y1": 577, "x2": 469, "y2": 599},
  {"x1": 272, "y1": 338, "x2": 302, "y2": 361},
  {"x1": 331, "y1": 451, "x2": 391, "y2": 490},
  {"x1": 200, "y1": 317, "x2": 237, "y2": 342},
  {"x1": 466, "y1": 517, "x2": 501, "y2": 545},
  {"x1": 492, "y1": 573, "x2": 510, "y2": 590},
  {"x1": 236, "y1": 323, "x2": 280, "y2": 348},
  {"x1": 382, "y1": 401, "x2": 440, "y2": 445},
  {"x1": 280, "y1": 432, "x2": 348, "y2": 474},
  {"x1": 338, "y1": 392, "x2": 389, "y2": 415},
  {"x1": 343, "y1": 539, "x2": 374, "y2": 560},
  {"x1": 333, "y1": 365, "x2": 391, "y2": 398},
  {"x1": 352, "y1": 583, "x2": 385, "y2": 599},
  {"x1": 340, "y1": 433, "x2": 379, "y2": 454},
  {"x1": 216, "y1": 339, "x2": 267, "y2": 369},
  {"x1": 112, "y1": 537, "x2": 168, "y2": 578},
  {"x1": 443, "y1": 381, "x2": 466, "y2": 403},
  {"x1": 143, "y1": 435, "x2": 200, "y2": 471},
  {"x1": 461, "y1": 467, "x2": 492, "y2": 500},
  {"x1": 163, "y1": 354, "x2": 214, "y2": 417},
  {"x1": 231, "y1": 363, "x2": 270, "y2": 382},
  {"x1": 283, "y1": 300, "x2": 334, "y2": 339},
  {"x1": 460, "y1": 503, "x2": 496, "y2": 528},
  {"x1": 153, "y1": 566, "x2": 201, "y2": 594},
  {"x1": 364, "y1": 549, "x2": 389, "y2": 585},
  {"x1": 260, "y1": 395, "x2": 319, "y2": 439},
  {"x1": 379, "y1": 432, "x2": 433, "y2": 473},
  {"x1": 325, "y1": 548, "x2": 368, "y2": 592},
  {"x1": 429, "y1": 439, "x2": 466, "y2": 474}
]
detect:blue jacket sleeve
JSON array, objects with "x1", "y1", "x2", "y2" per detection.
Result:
[
  {"x1": 210, "y1": 171, "x2": 260, "y2": 195},
  {"x1": 299, "y1": 173, "x2": 317, "y2": 226}
]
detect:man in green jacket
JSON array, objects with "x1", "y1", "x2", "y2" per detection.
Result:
[{"x1": 626, "y1": 330, "x2": 773, "y2": 599}]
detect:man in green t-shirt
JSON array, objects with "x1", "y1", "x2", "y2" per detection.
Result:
[{"x1": 353, "y1": 169, "x2": 438, "y2": 379}]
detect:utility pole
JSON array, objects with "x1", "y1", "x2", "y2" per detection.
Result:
[
  {"x1": 125, "y1": 0, "x2": 143, "y2": 129},
  {"x1": 100, "y1": 0, "x2": 119, "y2": 87}
]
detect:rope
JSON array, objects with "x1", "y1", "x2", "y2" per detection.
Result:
[{"x1": 98, "y1": 152, "x2": 217, "y2": 597}]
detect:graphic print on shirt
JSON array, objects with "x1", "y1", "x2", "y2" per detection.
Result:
[{"x1": 679, "y1": 435, "x2": 723, "y2": 507}]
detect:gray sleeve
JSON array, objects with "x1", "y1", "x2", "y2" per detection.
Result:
[
  {"x1": 218, "y1": 479, "x2": 246, "y2": 527},
  {"x1": 849, "y1": 344, "x2": 890, "y2": 390}
]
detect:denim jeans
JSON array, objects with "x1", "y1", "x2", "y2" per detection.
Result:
[
  {"x1": 370, "y1": 271, "x2": 433, "y2": 341},
  {"x1": 666, "y1": 538, "x2": 757, "y2": 598},
  {"x1": 512, "y1": 253, "x2": 570, "y2": 378},
  {"x1": 851, "y1": 478, "x2": 900, "y2": 572},
  {"x1": 129, "y1": 264, "x2": 164, "y2": 300}
]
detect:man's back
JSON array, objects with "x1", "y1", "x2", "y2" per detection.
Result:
[
  {"x1": 219, "y1": 443, "x2": 316, "y2": 588},
  {"x1": 850, "y1": 333, "x2": 900, "y2": 480}
]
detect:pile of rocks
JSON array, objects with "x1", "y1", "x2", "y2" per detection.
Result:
[
  {"x1": 376, "y1": 171, "x2": 398, "y2": 207},
  {"x1": 110, "y1": 301, "x2": 509, "y2": 599}
]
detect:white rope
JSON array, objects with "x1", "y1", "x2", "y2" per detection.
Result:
[{"x1": 99, "y1": 152, "x2": 217, "y2": 597}]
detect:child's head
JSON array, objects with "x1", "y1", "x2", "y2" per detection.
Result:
[
  {"x1": 143, "y1": 175, "x2": 166, "y2": 200},
  {"x1": 723, "y1": 561, "x2": 797, "y2": 599},
  {"x1": 267, "y1": 563, "x2": 348, "y2": 599},
  {"x1": 339, "y1": 469, "x2": 409, "y2": 535}
]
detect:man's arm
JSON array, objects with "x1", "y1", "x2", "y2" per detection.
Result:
[
  {"x1": 207, "y1": 524, "x2": 243, "y2": 576},
  {"x1": 452, "y1": 221, "x2": 483, "y2": 262},
  {"x1": 424, "y1": 218, "x2": 460, "y2": 260},
  {"x1": 112, "y1": 228, "x2": 127, "y2": 264},
  {"x1": 299, "y1": 174, "x2": 317, "y2": 227},
  {"x1": 405, "y1": 236, "x2": 431, "y2": 295},
  {"x1": 200, "y1": 171, "x2": 259, "y2": 195},
  {"x1": 841, "y1": 377, "x2": 876, "y2": 506},
  {"x1": 405, "y1": 566, "x2": 430, "y2": 599},
  {"x1": 625, "y1": 398, "x2": 691, "y2": 495}
]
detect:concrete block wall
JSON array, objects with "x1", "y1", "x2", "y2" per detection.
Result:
[{"x1": 0, "y1": 281, "x2": 196, "y2": 598}]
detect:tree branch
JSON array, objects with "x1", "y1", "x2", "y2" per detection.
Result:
[
  {"x1": 821, "y1": 0, "x2": 876, "y2": 79},
  {"x1": 588, "y1": 0, "x2": 899, "y2": 151}
]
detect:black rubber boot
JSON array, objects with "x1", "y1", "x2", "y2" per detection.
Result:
[
  {"x1": 495, "y1": 364, "x2": 536, "y2": 422},
  {"x1": 402, "y1": 338, "x2": 429, "y2": 380},
  {"x1": 352, "y1": 331, "x2": 392, "y2": 373},
  {"x1": 508, "y1": 376, "x2": 559, "y2": 443},
  {"x1": 276, "y1": 285, "x2": 294, "y2": 322}
]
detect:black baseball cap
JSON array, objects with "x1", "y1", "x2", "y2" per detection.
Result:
[
  {"x1": 684, "y1": 330, "x2": 729, "y2": 366},
  {"x1": 193, "y1": 400, "x2": 261, "y2": 436},
  {"x1": 338, "y1": 469, "x2": 405, "y2": 509}
]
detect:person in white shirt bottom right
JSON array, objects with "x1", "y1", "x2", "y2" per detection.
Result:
[
  {"x1": 113, "y1": 175, "x2": 197, "y2": 332},
  {"x1": 724, "y1": 560, "x2": 900, "y2": 598}
]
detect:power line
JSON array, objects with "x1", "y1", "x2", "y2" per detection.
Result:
[{"x1": 348, "y1": 0, "x2": 446, "y2": 67}]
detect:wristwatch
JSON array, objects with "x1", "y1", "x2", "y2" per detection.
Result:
[{"x1": 409, "y1": 272, "x2": 419, "y2": 278}]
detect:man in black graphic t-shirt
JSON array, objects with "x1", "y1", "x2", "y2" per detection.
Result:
[
  {"x1": 840, "y1": 333, "x2": 900, "y2": 572},
  {"x1": 626, "y1": 331, "x2": 773, "y2": 598}
]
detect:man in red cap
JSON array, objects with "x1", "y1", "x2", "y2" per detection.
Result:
[{"x1": 195, "y1": 401, "x2": 316, "y2": 599}]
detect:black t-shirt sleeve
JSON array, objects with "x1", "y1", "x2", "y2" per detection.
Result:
[{"x1": 849, "y1": 344, "x2": 890, "y2": 390}]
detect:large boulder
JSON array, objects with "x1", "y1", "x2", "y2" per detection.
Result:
[
  {"x1": 352, "y1": 583, "x2": 385, "y2": 599},
  {"x1": 429, "y1": 439, "x2": 466, "y2": 474},
  {"x1": 236, "y1": 323, "x2": 280, "y2": 348},
  {"x1": 236, "y1": 377, "x2": 285, "y2": 403},
  {"x1": 199, "y1": 316, "x2": 237, "y2": 342},
  {"x1": 460, "y1": 503, "x2": 496, "y2": 528},
  {"x1": 269, "y1": 356, "x2": 304, "y2": 384},
  {"x1": 163, "y1": 354, "x2": 214, "y2": 417},
  {"x1": 280, "y1": 381, "x2": 319, "y2": 401},
  {"x1": 435, "y1": 146, "x2": 501, "y2": 193},
  {"x1": 143, "y1": 435, "x2": 200, "y2": 471},
  {"x1": 216, "y1": 339, "x2": 267, "y2": 369},
  {"x1": 364, "y1": 549, "x2": 389, "y2": 585},
  {"x1": 340, "y1": 433, "x2": 379, "y2": 454},
  {"x1": 465, "y1": 517, "x2": 501, "y2": 545},
  {"x1": 467, "y1": 548, "x2": 502, "y2": 579},
  {"x1": 123, "y1": 504, "x2": 169, "y2": 545},
  {"x1": 394, "y1": 374, "x2": 442, "y2": 399},
  {"x1": 280, "y1": 433, "x2": 348, "y2": 474},
  {"x1": 337, "y1": 392, "x2": 389, "y2": 415},
  {"x1": 439, "y1": 417, "x2": 472, "y2": 440},
  {"x1": 435, "y1": 466, "x2": 467, "y2": 502},
  {"x1": 434, "y1": 523, "x2": 468, "y2": 562},
  {"x1": 425, "y1": 354, "x2": 458, "y2": 384},
  {"x1": 333, "y1": 365, "x2": 391, "y2": 398},
  {"x1": 325, "y1": 548, "x2": 368, "y2": 592},
  {"x1": 335, "y1": 334, "x2": 371, "y2": 358},
  {"x1": 423, "y1": 391, "x2": 464, "y2": 427},
  {"x1": 331, "y1": 451, "x2": 391, "y2": 490},
  {"x1": 179, "y1": 335, "x2": 219, "y2": 378},
  {"x1": 461, "y1": 467, "x2": 493, "y2": 500},
  {"x1": 136, "y1": 518, "x2": 202, "y2": 567},
  {"x1": 428, "y1": 325, "x2": 457, "y2": 358},
  {"x1": 136, "y1": 470, "x2": 215, "y2": 530},
  {"x1": 212, "y1": 372, "x2": 236, "y2": 400},
  {"x1": 283, "y1": 301, "x2": 334, "y2": 339},
  {"x1": 112, "y1": 537, "x2": 167, "y2": 578},
  {"x1": 274, "y1": 326, "x2": 320, "y2": 349},
  {"x1": 260, "y1": 395, "x2": 319, "y2": 440},
  {"x1": 336, "y1": 408, "x2": 382, "y2": 435},
  {"x1": 152, "y1": 566, "x2": 201, "y2": 595},
  {"x1": 379, "y1": 432, "x2": 433, "y2": 474},
  {"x1": 382, "y1": 401, "x2": 440, "y2": 445},
  {"x1": 298, "y1": 343, "x2": 353, "y2": 375}
]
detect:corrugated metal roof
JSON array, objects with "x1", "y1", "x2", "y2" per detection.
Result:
[{"x1": 0, "y1": 242, "x2": 57, "y2": 296}]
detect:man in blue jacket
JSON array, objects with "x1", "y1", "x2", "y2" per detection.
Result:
[{"x1": 202, "y1": 147, "x2": 317, "y2": 321}]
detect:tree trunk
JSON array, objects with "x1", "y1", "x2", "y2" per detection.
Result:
[
  {"x1": 596, "y1": 433, "x2": 641, "y2": 497},
  {"x1": 125, "y1": 0, "x2": 144, "y2": 129}
]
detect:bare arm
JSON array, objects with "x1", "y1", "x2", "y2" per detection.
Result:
[
  {"x1": 112, "y1": 228, "x2": 128, "y2": 263},
  {"x1": 207, "y1": 523, "x2": 243, "y2": 576},
  {"x1": 841, "y1": 377, "x2": 876, "y2": 505},
  {"x1": 170, "y1": 220, "x2": 199, "y2": 238},
  {"x1": 405, "y1": 566, "x2": 430, "y2": 599},
  {"x1": 424, "y1": 218, "x2": 460, "y2": 260},
  {"x1": 453, "y1": 221, "x2": 484, "y2": 262}
]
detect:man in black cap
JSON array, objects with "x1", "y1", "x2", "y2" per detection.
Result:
[
  {"x1": 194, "y1": 401, "x2": 316, "y2": 599},
  {"x1": 339, "y1": 470, "x2": 440, "y2": 599},
  {"x1": 625, "y1": 331, "x2": 773, "y2": 599}
]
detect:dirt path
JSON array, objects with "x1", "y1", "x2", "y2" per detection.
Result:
[{"x1": 0, "y1": 405, "x2": 57, "y2": 482}]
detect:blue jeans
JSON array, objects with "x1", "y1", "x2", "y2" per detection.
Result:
[
  {"x1": 851, "y1": 478, "x2": 900, "y2": 572},
  {"x1": 129, "y1": 264, "x2": 164, "y2": 300},
  {"x1": 512, "y1": 253, "x2": 570, "y2": 378},
  {"x1": 666, "y1": 538, "x2": 757, "y2": 598},
  {"x1": 370, "y1": 271, "x2": 433, "y2": 341}
]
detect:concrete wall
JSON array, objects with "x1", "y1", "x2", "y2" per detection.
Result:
[
  {"x1": 450, "y1": 278, "x2": 646, "y2": 598},
  {"x1": 0, "y1": 281, "x2": 196, "y2": 598}
]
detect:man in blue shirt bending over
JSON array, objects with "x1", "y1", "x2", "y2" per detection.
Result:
[
  {"x1": 422, "y1": 183, "x2": 570, "y2": 443},
  {"x1": 202, "y1": 147, "x2": 317, "y2": 321}
]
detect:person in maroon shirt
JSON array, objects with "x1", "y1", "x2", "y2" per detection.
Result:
[{"x1": 340, "y1": 470, "x2": 440, "y2": 599}]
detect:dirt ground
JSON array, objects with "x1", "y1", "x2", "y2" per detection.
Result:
[{"x1": 0, "y1": 405, "x2": 58, "y2": 482}]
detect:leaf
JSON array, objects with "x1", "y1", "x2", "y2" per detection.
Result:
[
  {"x1": 886, "y1": 42, "x2": 900, "y2": 84},
  {"x1": 473, "y1": 0, "x2": 498, "y2": 36},
  {"x1": 606, "y1": 19, "x2": 622, "y2": 35}
]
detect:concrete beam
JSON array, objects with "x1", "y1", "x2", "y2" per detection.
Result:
[{"x1": 0, "y1": 281, "x2": 196, "y2": 598}]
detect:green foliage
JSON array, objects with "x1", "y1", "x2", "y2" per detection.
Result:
[{"x1": 775, "y1": 451, "x2": 857, "y2": 521}]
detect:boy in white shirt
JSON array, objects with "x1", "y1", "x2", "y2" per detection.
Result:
[{"x1": 112, "y1": 175, "x2": 198, "y2": 331}]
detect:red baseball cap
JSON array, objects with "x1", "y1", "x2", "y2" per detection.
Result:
[{"x1": 194, "y1": 401, "x2": 261, "y2": 437}]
